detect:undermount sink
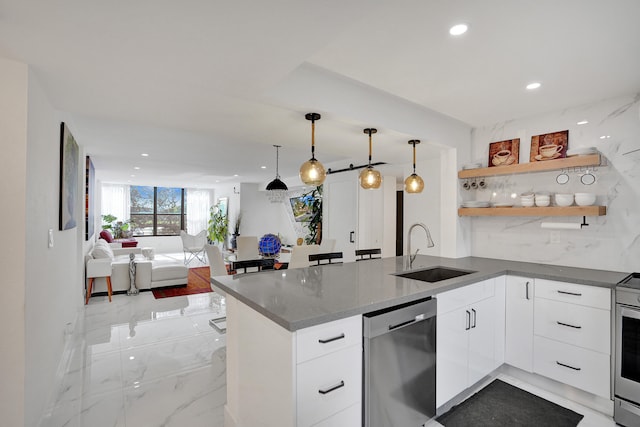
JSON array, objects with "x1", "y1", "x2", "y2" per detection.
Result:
[{"x1": 394, "y1": 266, "x2": 476, "y2": 283}]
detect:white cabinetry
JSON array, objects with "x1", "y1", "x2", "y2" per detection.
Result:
[
  {"x1": 224, "y1": 295, "x2": 362, "y2": 427},
  {"x1": 533, "y1": 279, "x2": 611, "y2": 399},
  {"x1": 323, "y1": 171, "x2": 396, "y2": 261},
  {"x1": 505, "y1": 276, "x2": 535, "y2": 372},
  {"x1": 436, "y1": 278, "x2": 505, "y2": 408}
]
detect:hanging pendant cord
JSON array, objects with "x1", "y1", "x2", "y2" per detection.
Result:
[
  {"x1": 412, "y1": 142, "x2": 417, "y2": 174},
  {"x1": 311, "y1": 120, "x2": 316, "y2": 160},
  {"x1": 275, "y1": 145, "x2": 280, "y2": 178},
  {"x1": 368, "y1": 131, "x2": 373, "y2": 166}
]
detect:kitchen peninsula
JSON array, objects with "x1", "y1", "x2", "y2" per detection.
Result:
[{"x1": 212, "y1": 255, "x2": 628, "y2": 427}]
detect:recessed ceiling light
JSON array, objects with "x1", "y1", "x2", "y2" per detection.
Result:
[
  {"x1": 133, "y1": 166, "x2": 140, "y2": 170},
  {"x1": 130, "y1": 174, "x2": 136, "y2": 178},
  {"x1": 234, "y1": 174, "x2": 239, "y2": 177},
  {"x1": 215, "y1": 180, "x2": 220, "y2": 183},
  {"x1": 577, "y1": 120, "x2": 589, "y2": 125},
  {"x1": 141, "y1": 153, "x2": 149, "y2": 157},
  {"x1": 600, "y1": 135, "x2": 611, "y2": 139},
  {"x1": 261, "y1": 166, "x2": 266, "y2": 169},
  {"x1": 449, "y1": 24, "x2": 468, "y2": 36},
  {"x1": 526, "y1": 82, "x2": 541, "y2": 90}
]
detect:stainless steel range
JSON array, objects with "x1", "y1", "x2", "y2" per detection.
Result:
[{"x1": 615, "y1": 273, "x2": 640, "y2": 427}]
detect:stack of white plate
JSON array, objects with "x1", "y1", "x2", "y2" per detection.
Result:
[
  {"x1": 566, "y1": 147, "x2": 598, "y2": 156},
  {"x1": 461, "y1": 201, "x2": 491, "y2": 208},
  {"x1": 462, "y1": 163, "x2": 482, "y2": 170}
]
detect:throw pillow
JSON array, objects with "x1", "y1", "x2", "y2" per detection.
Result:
[
  {"x1": 92, "y1": 240, "x2": 114, "y2": 260},
  {"x1": 100, "y1": 229, "x2": 114, "y2": 243}
]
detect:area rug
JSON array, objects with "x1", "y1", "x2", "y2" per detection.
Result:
[
  {"x1": 152, "y1": 267, "x2": 213, "y2": 299},
  {"x1": 436, "y1": 379, "x2": 584, "y2": 427}
]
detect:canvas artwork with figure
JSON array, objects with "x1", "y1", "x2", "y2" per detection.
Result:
[{"x1": 59, "y1": 123, "x2": 79, "y2": 231}]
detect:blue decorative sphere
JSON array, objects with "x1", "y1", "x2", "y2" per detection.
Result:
[{"x1": 259, "y1": 234, "x2": 282, "y2": 258}]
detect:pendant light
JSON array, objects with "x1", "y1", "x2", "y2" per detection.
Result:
[
  {"x1": 266, "y1": 145, "x2": 288, "y2": 203},
  {"x1": 404, "y1": 139, "x2": 424, "y2": 193},
  {"x1": 359, "y1": 128, "x2": 382, "y2": 189},
  {"x1": 299, "y1": 113, "x2": 326, "y2": 186}
]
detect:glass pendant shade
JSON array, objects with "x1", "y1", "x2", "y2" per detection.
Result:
[
  {"x1": 300, "y1": 113, "x2": 326, "y2": 186},
  {"x1": 299, "y1": 158, "x2": 326, "y2": 186},
  {"x1": 359, "y1": 128, "x2": 382, "y2": 189},
  {"x1": 360, "y1": 166, "x2": 382, "y2": 189},
  {"x1": 405, "y1": 173, "x2": 424, "y2": 193},
  {"x1": 405, "y1": 139, "x2": 424, "y2": 193}
]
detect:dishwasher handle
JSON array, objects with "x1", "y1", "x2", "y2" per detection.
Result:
[{"x1": 363, "y1": 298, "x2": 436, "y2": 339}]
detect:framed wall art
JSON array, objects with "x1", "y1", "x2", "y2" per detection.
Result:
[
  {"x1": 530, "y1": 130, "x2": 568, "y2": 162},
  {"x1": 59, "y1": 122, "x2": 79, "y2": 230},
  {"x1": 488, "y1": 138, "x2": 520, "y2": 167},
  {"x1": 85, "y1": 156, "x2": 95, "y2": 240}
]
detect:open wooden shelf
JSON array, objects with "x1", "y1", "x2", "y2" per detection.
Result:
[
  {"x1": 458, "y1": 154, "x2": 601, "y2": 179},
  {"x1": 458, "y1": 205, "x2": 606, "y2": 217}
]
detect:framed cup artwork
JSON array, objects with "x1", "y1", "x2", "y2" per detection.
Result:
[
  {"x1": 530, "y1": 130, "x2": 568, "y2": 162},
  {"x1": 488, "y1": 138, "x2": 519, "y2": 167}
]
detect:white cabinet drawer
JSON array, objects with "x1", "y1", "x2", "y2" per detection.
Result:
[
  {"x1": 533, "y1": 336, "x2": 610, "y2": 398},
  {"x1": 437, "y1": 278, "x2": 495, "y2": 314},
  {"x1": 297, "y1": 346, "x2": 362, "y2": 427},
  {"x1": 312, "y1": 403, "x2": 361, "y2": 427},
  {"x1": 535, "y1": 279, "x2": 611, "y2": 310},
  {"x1": 534, "y1": 298, "x2": 610, "y2": 353},
  {"x1": 296, "y1": 315, "x2": 362, "y2": 363}
]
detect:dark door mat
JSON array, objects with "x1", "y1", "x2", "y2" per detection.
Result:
[{"x1": 436, "y1": 379, "x2": 584, "y2": 427}]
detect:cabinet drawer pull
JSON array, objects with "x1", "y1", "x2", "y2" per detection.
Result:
[
  {"x1": 465, "y1": 310, "x2": 471, "y2": 330},
  {"x1": 557, "y1": 290, "x2": 582, "y2": 297},
  {"x1": 525, "y1": 281, "x2": 530, "y2": 300},
  {"x1": 318, "y1": 333, "x2": 345, "y2": 344},
  {"x1": 556, "y1": 361, "x2": 581, "y2": 371},
  {"x1": 471, "y1": 308, "x2": 477, "y2": 329},
  {"x1": 557, "y1": 321, "x2": 582, "y2": 329},
  {"x1": 318, "y1": 380, "x2": 345, "y2": 395}
]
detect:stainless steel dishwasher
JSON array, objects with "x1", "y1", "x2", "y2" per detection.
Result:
[{"x1": 363, "y1": 297, "x2": 437, "y2": 427}]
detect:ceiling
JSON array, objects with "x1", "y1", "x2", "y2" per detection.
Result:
[{"x1": 1, "y1": 0, "x2": 639, "y2": 188}]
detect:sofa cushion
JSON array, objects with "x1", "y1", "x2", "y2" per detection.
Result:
[
  {"x1": 92, "y1": 240, "x2": 114, "y2": 259},
  {"x1": 151, "y1": 261, "x2": 188, "y2": 282},
  {"x1": 100, "y1": 229, "x2": 114, "y2": 243}
]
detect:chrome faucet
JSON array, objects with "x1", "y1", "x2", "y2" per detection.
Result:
[{"x1": 407, "y1": 223, "x2": 435, "y2": 267}]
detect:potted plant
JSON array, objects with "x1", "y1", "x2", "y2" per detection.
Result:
[
  {"x1": 101, "y1": 214, "x2": 130, "y2": 239},
  {"x1": 230, "y1": 212, "x2": 242, "y2": 250},
  {"x1": 302, "y1": 185, "x2": 322, "y2": 245},
  {"x1": 208, "y1": 203, "x2": 229, "y2": 248}
]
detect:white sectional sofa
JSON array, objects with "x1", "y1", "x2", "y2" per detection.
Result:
[{"x1": 85, "y1": 239, "x2": 188, "y2": 295}]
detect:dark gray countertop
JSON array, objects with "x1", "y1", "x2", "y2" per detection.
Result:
[{"x1": 211, "y1": 255, "x2": 628, "y2": 332}]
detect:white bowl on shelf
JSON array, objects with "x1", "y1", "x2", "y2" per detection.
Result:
[
  {"x1": 575, "y1": 193, "x2": 596, "y2": 206},
  {"x1": 555, "y1": 193, "x2": 574, "y2": 207},
  {"x1": 535, "y1": 198, "x2": 551, "y2": 207},
  {"x1": 521, "y1": 199, "x2": 535, "y2": 207}
]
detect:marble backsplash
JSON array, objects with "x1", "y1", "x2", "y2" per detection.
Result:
[{"x1": 465, "y1": 94, "x2": 640, "y2": 274}]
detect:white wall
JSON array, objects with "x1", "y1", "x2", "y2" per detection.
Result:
[
  {"x1": 404, "y1": 157, "x2": 442, "y2": 256},
  {"x1": 0, "y1": 56, "x2": 28, "y2": 427},
  {"x1": 24, "y1": 69, "x2": 85, "y2": 426},
  {"x1": 467, "y1": 94, "x2": 640, "y2": 273}
]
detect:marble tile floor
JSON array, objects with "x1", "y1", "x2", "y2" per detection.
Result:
[
  {"x1": 43, "y1": 282, "x2": 615, "y2": 427},
  {"x1": 41, "y1": 291, "x2": 227, "y2": 427}
]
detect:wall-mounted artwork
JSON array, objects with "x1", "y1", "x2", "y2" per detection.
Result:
[
  {"x1": 488, "y1": 138, "x2": 520, "y2": 167},
  {"x1": 59, "y1": 123, "x2": 79, "y2": 230},
  {"x1": 530, "y1": 130, "x2": 569, "y2": 162},
  {"x1": 85, "y1": 156, "x2": 95, "y2": 240}
]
